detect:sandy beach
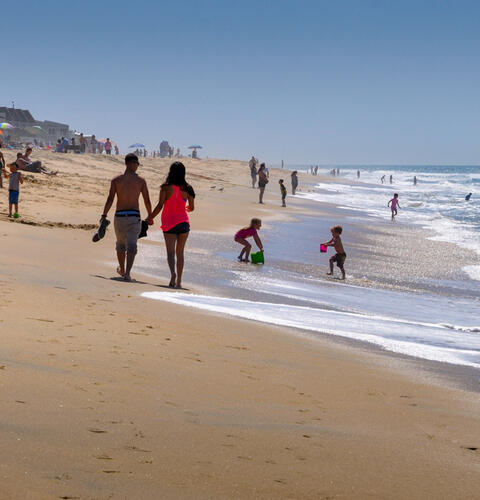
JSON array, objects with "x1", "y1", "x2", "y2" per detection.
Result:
[{"x1": 0, "y1": 151, "x2": 479, "y2": 499}]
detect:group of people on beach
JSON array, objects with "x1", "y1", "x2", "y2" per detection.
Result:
[
  {"x1": 56, "y1": 135, "x2": 119, "y2": 155},
  {"x1": 249, "y1": 156, "x2": 298, "y2": 206},
  {"x1": 0, "y1": 146, "x2": 57, "y2": 217},
  {"x1": 98, "y1": 153, "x2": 347, "y2": 286}
]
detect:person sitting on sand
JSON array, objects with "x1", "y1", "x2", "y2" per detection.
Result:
[
  {"x1": 17, "y1": 147, "x2": 57, "y2": 175},
  {"x1": 258, "y1": 163, "x2": 268, "y2": 204},
  {"x1": 322, "y1": 225, "x2": 346, "y2": 280},
  {"x1": 4, "y1": 162, "x2": 23, "y2": 218},
  {"x1": 234, "y1": 218, "x2": 264, "y2": 263},
  {"x1": 148, "y1": 162, "x2": 195, "y2": 289},
  {"x1": 101, "y1": 153, "x2": 152, "y2": 282},
  {"x1": 279, "y1": 179, "x2": 287, "y2": 207},
  {"x1": 388, "y1": 193, "x2": 400, "y2": 221}
]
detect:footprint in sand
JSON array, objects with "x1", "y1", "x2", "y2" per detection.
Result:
[{"x1": 87, "y1": 428, "x2": 107, "y2": 434}]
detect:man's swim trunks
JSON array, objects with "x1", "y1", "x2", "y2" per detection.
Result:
[
  {"x1": 333, "y1": 252, "x2": 346, "y2": 268},
  {"x1": 114, "y1": 210, "x2": 141, "y2": 254}
]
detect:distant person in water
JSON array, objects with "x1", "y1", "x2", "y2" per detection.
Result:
[
  {"x1": 148, "y1": 161, "x2": 195, "y2": 288},
  {"x1": 389, "y1": 174, "x2": 393, "y2": 184},
  {"x1": 388, "y1": 193, "x2": 400, "y2": 221},
  {"x1": 413, "y1": 176, "x2": 417, "y2": 186},
  {"x1": 234, "y1": 218, "x2": 264, "y2": 262},
  {"x1": 322, "y1": 225, "x2": 346, "y2": 280},
  {"x1": 465, "y1": 193, "x2": 472, "y2": 201},
  {"x1": 258, "y1": 163, "x2": 268, "y2": 203},
  {"x1": 101, "y1": 153, "x2": 152, "y2": 282},
  {"x1": 279, "y1": 179, "x2": 287, "y2": 207},
  {"x1": 381, "y1": 175, "x2": 385, "y2": 184},
  {"x1": 357, "y1": 170, "x2": 360, "y2": 179},
  {"x1": 291, "y1": 170, "x2": 298, "y2": 195}
]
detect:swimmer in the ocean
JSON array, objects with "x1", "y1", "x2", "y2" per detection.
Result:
[{"x1": 466, "y1": 193, "x2": 472, "y2": 201}]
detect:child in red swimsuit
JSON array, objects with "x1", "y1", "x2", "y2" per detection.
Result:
[{"x1": 234, "y1": 218, "x2": 264, "y2": 262}]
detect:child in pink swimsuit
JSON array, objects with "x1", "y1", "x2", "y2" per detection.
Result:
[
  {"x1": 388, "y1": 193, "x2": 400, "y2": 221},
  {"x1": 234, "y1": 218, "x2": 264, "y2": 262}
]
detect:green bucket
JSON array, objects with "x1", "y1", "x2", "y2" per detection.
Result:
[{"x1": 251, "y1": 251, "x2": 264, "y2": 264}]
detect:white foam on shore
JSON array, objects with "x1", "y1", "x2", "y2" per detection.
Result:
[
  {"x1": 142, "y1": 291, "x2": 480, "y2": 369},
  {"x1": 463, "y1": 265, "x2": 480, "y2": 281}
]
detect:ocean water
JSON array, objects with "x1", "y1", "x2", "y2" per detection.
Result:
[
  {"x1": 139, "y1": 164, "x2": 480, "y2": 372},
  {"x1": 293, "y1": 165, "x2": 480, "y2": 280}
]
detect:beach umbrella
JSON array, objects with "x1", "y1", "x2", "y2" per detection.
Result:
[
  {"x1": 0, "y1": 122, "x2": 13, "y2": 130},
  {"x1": 24, "y1": 125, "x2": 47, "y2": 136},
  {"x1": 188, "y1": 145, "x2": 202, "y2": 149},
  {"x1": 129, "y1": 143, "x2": 145, "y2": 148}
]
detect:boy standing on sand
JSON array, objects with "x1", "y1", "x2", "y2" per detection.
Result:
[
  {"x1": 101, "y1": 153, "x2": 152, "y2": 282},
  {"x1": 4, "y1": 163, "x2": 23, "y2": 217},
  {"x1": 322, "y1": 225, "x2": 346, "y2": 280},
  {"x1": 388, "y1": 193, "x2": 400, "y2": 221},
  {"x1": 279, "y1": 179, "x2": 287, "y2": 207}
]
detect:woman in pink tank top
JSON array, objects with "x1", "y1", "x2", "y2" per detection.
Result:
[{"x1": 149, "y1": 162, "x2": 195, "y2": 288}]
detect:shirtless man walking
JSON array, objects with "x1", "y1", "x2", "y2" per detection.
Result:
[{"x1": 101, "y1": 153, "x2": 152, "y2": 281}]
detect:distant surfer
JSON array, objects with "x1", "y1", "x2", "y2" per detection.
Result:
[{"x1": 466, "y1": 192, "x2": 472, "y2": 201}]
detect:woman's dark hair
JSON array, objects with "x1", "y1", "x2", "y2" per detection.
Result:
[{"x1": 165, "y1": 161, "x2": 195, "y2": 198}]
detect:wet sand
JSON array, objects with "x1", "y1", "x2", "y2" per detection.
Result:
[{"x1": 0, "y1": 151, "x2": 479, "y2": 499}]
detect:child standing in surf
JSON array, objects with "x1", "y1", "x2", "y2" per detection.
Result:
[
  {"x1": 322, "y1": 225, "x2": 346, "y2": 280},
  {"x1": 234, "y1": 218, "x2": 264, "y2": 262},
  {"x1": 388, "y1": 193, "x2": 400, "y2": 221}
]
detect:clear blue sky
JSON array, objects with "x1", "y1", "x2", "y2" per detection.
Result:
[{"x1": 3, "y1": 0, "x2": 480, "y2": 164}]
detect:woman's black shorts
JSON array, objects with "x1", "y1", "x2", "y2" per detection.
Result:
[{"x1": 163, "y1": 222, "x2": 190, "y2": 234}]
